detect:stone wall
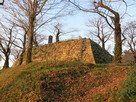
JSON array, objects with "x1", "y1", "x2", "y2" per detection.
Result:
[
  {"x1": 13, "y1": 38, "x2": 112, "y2": 66},
  {"x1": 90, "y1": 40, "x2": 112, "y2": 63},
  {"x1": 32, "y1": 38, "x2": 95, "y2": 64}
]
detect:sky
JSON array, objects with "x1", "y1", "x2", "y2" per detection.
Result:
[
  {"x1": 44, "y1": 0, "x2": 136, "y2": 38},
  {"x1": 0, "y1": 0, "x2": 136, "y2": 67},
  {"x1": 57, "y1": 0, "x2": 136, "y2": 50},
  {"x1": 47, "y1": 0, "x2": 136, "y2": 55}
]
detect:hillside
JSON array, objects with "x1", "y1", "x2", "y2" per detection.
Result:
[{"x1": 0, "y1": 61, "x2": 135, "y2": 102}]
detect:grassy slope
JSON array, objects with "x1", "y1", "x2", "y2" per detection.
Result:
[{"x1": 0, "y1": 62, "x2": 134, "y2": 102}]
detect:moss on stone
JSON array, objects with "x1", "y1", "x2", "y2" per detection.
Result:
[{"x1": 90, "y1": 40, "x2": 112, "y2": 64}]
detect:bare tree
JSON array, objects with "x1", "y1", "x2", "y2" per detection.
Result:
[
  {"x1": 123, "y1": 21, "x2": 136, "y2": 63},
  {"x1": 0, "y1": 23, "x2": 16, "y2": 68},
  {"x1": 49, "y1": 22, "x2": 76, "y2": 42},
  {"x1": 54, "y1": 23, "x2": 62, "y2": 42},
  {"x1": 6, "y1": 0, "x2": 51, "y2": 64},
  {"x1": 88, "y1": 17, "x2": 112, "y2": 49},
  {"x1": 18, "y1": 29, "x2": 27, "y2": 65},
  {"x1": 67, "y1": 0, "x2": 128, "y2": 63},
  {"x1": 6, "y1": 0, "x2": 67, "y2": 64},
  {"x1": 11, "y1": 48, "x2": 21, "y2": 61},
  {"x1": 33, "y1": 33, "x2": 47, "y2": 46},
  {"x1": 122, "y1": 50, "x2": 135, "y2": 64},
  {"x1": 20, "y1": 0, "x2": 47, "y2": 64},
  {"x1": 94, "y1": 1, "x2": 123, "y2": 63}
]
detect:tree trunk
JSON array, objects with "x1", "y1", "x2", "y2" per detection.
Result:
[
  {"x1": 133, "y1": 55, "x2": 136, "y2": 63},
  {"x1": 113, "y1": 16, "x2": 122, "y2": 63},
  {"x1": 33, "y1": 35, "x2": 38, "y2": 47},
  {"x1": 131, "y1": 50, "x2": 136, "y2": 63},
  {"x1": 95, "y1": 2, "x2": 122, "y2": 63},
  {"x1": 25, "y1": 17, "x2": 34, "y2": 64},
  {"x1": 102, "y1": 39, "x2": 105, "y2": 49},
  {"x1": 56, "y1": 33, "x2": 59, "y2": 42},
  {"x1": 19, "y1": 32, "x2": 27, "y2": 65},
  {"x1": 3, "y1": 55, "x2": 9, "y2": 68},
  {"x1": 19, "y1": 51, "x2": 25, "y2": 65}
]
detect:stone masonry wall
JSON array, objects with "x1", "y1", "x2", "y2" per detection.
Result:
[
  {"x1": 32, "y1": 38, "x2": 96, "y2": 64},
  {"x1": 90, "y1": 40, "x2": 112, "y2": 63},
  {"x1": 13, "y1": 38, "x2": 96, "y2": 66}
]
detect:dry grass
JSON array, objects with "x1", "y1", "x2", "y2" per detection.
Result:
[{"x1": 0, "y1": 62, "x2": 134, "y2": 102}]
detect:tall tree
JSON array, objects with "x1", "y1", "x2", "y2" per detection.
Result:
[
  {"x1": 7, "y1": 0, "x2": 50, "y2": 64},
  {"x1": 68, "y1": 0, "x2": 127, "y2": 63},
  {"x1": 48, "y1": 22, "x2": 76, "y2": 42},
  {"x1": 21, "y1": 0, "x2": 47, "y2": 64},
  {"x1": 94, "y1": 0, "x2": 122, "y2": 63},
  {"x1": 18, "y1": 29, "x2": 27, "y2": 65},
  {"x1": 6, "y1": 0, "x2": 66, "y2": 64},
  {"x1": 88, "y1": 17, "x2": 112, "y2": 49},
  {"x1": 54, "y1": 23, "x2": 62, "y2": 42},
  {"x1": 0, "y1": 23, "x2": 16, "y2": 68}
]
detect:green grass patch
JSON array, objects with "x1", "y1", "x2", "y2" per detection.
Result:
[
  {"x1": 0, "y1": 61, "x2": 133, "y2": 102},
  {"x1": 0, "y1": 61, "x2": 90, "y2": 102},
  {"x1": 117, "y1": 68, "x2": 136, "y2": 101},
  {"x1": 106, "y1": 67, "x2": 136, "y2": 102}
]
